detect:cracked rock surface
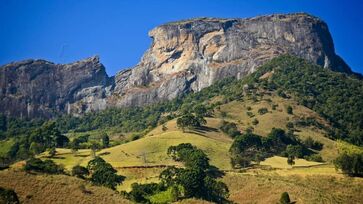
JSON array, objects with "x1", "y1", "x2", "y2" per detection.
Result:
[{"x1": 0, "y1": 13, "x2": 351, "y2": 118}]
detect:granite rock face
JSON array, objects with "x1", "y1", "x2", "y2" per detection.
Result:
[
  {"x1": 111, "y1": 13, "x2": 351, "y2": 107},
  {"x1": 0, "y1": 13, "x2": 352, "y2": 118},
  {"x1": 0, "y1": 56, "x2": 112, "y2": 118}
]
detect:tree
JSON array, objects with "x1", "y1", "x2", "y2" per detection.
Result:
[
  {"x1": 72, "y1": 165, "x2": 89, "y2": 179},
  {"x1": 101, "y1": 132, "x2": 110, "y2": 148},
  {"x1": 87, "y1": 157, "x2": 125, "y2": 189},
  {"x1": 287, "y1": 155, "x2": 295, "y2": 166},
  {"x1": 176, "y1": 114, "x2": 201, "y2": 132},
  {"x1": 0, "y1": 187, "x2": 19, "y2": 204},
  {"x1": 90, "y1": 142, "x2": 101, "y2": 158},
  {"x1": 279, "y1": 192, "x2": 291, "y2": 204},
  {"x1": 194, "y1": 104, "x2": 209, "y2": 117},
  {"x1": 286, "y1": 105, "x2": 293, "y2": 115},
  {"x1": 69, "y1": 139, "x2": 80, "y2": 154},
  {"x1": 334, "y1": 152, "x2": 363, "y2": 176}
]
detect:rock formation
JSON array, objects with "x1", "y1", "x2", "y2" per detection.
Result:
[{"x1": 0, "y1": 13, "x2": 352, "y2": 118}]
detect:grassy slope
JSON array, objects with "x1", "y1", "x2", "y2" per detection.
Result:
[
  {"x1": 218, "y1": 93, "x2": 338, "y2": 161},
  {"x1": 5, "y1": 83, "x2": 361, "y2": 202},
  {"x1": 224, "y1": 172, "x2": 363, "y2": 204},
  {"x1": 0, "y1": 170, "x2": 130, "y2": 204}
]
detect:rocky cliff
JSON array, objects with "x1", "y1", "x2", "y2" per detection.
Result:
[
  {"x1": 0, "y1": 56, "x2": 112, "y2": 118},
  {"x1": 0, "y1": 13, "x2": 352, "y2": 118}
]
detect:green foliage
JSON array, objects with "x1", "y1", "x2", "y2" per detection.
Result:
[
  {"x1": 24, "y1": 158, "x2": 64, "y2": 174},
  {"x1": 304, "y1": 154, "x2": 323, "y2": 162},
  {"x1": 0, "y1": 187, "x2": 19, "y2": 204},
  {"x1": 257, "y1": 107, "x2": 268, "y2": 115},
  {"x1": 167, "y1": 143, "x2": 209, "y2": 170},
  {"x1": 128, "y1": 183, "x2": 161, "y2": 203},
  {"x1": 334, "y1": 152, "x2": 363, "y2": 176},
  {"x1": 220, "y1": 121, "x2": 241, "y2": 138},
  {"x1": 303, "y1": 137, "x2": 323, "y2": 150},
  {"x1": 176, "y1": 113, "x2": 204, "y2": 131},
  {"x1": 126, "y1": 144, "x2": 229, "y2": 203},
  {"x1": 286, "y1": 106, "x2": 293, "y2": 115},
  {"x1": 287, "y1": 156, "x2": 295, "y2": 166},
  {"x1": 230, "y1": 128, "x2": 312, "y2": 168},
  {"x1": 251, "y1": 55, "x2": 363, "y2": 145},
  {"x1": 252, "y1": 118, "x2": 259, "y2": 125},
  {"x1": 72, "y1": 165, "x2": 89, "y2": 179},
  {"x1": 87, "y1": 157, "x2": 125, "y2": 189},
  {"x1": 101, "y1": 132, "x2": 110, "y2": 148},
  {"x1": 279, "y1": 192, "x2": 291, "y2": 204}
]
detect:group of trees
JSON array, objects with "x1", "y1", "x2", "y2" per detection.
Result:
[
  {"x1": 0, "y1": 121, "x2": 69, "y2": 166},
  {"x1": 229, "y1": 128, "x2": 321, "y2": 168},
  {"x1": 334, "y1": 152, "x2": 363, "y2": 177},
  {"x1": 250, "y1": 55, "x2": 363, "y2": 146},
  {"x1": 125, "y1": 143, "x2": 229, "y2": 203}
]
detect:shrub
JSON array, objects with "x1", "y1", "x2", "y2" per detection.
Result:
[
  {"x1": 246, "y1": 112, "x2": 254, "y2": 118},
  {"x1": 72, "y1": 165, "x2": 89, "y2": 179},
  {"x1": 24, "y1": 158, "x2": 64, "y2": 174},
  {"x1": 257, "y1": 108, "x2": 268, "y2": 115},
  {"x1": 220, "y1": 121, "x2": 241, "y2": 138},
  {"x1": 279, "y1": 192, "x2": 291, "y2": 204},
  {"x1": 286, "y1": 106, "x2": 293, "y2": 114},
  {"x1": 252, "y1": 118, "x2": 259, "y2": 125},
  {"x1": 304, "y1": 154, "x2": 323, "y2": 162},
  {"x1": 303, "y1": 137, "x2": 323, "y2": 150},
  {"x1": 334, "y1": 152, "x2": 363, "y2": 176},
  {"x1": 286, "y1": 122, "x2": 294, "y2": 130},
  {"x1": 0, "y1": 187, "x2": 19, "y2": 204}
]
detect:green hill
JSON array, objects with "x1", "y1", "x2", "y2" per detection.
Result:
[{"x1": 1, "y1": 55, "x2": 363, "y2": 203}]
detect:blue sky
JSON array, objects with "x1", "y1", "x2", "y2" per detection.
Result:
[{"x1": 1, "y1": 0, "x2": 362, "y2": 75}]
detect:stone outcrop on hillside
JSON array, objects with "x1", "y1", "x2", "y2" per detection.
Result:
[{"x1": 0, "y1": 13, "x2": 352, "y2": 118}]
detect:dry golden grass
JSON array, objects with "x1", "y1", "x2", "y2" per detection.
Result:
[
  {"x1": 223, "y1": 172, "x2": 363, "y2": 204},
  {"x1": 260, "y1": 156, "x2": 322, "y2": 169},
  {"x1": 0, "y1": 170, "x2": 130, "y2": 204}
]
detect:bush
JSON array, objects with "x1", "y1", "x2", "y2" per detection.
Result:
[
  {"x1": 0, "y1": 187, "x2": 19, "y2": 204},
  {"x1": 304, "y1": 154, "x2": 323, "y2": 162},
  {"x1": 257, "y1": 108, "x2": 268, "y2": 115},
  {"x1": 220, "y1": 121, "x2": 241, "y2": 138},
  {"x1": 303, "y1": 137, "x2": 323, "y2": 150},
  {"x1": 252, "y1": 118, "x2": 259, "y2": 125},
  {"x1": 72, "y1": 165, "x2": 89, "y2": 179},
  {"x1": 24, "y1": 158, "x2": 64, "y2": 174},
  {"x1": 286, "y1": 106, "x2": 293, "y2": 114},
  {"x1": 334, "y1": 152, "x2": 363, "y2": 176},
  {"x1": 279, "y1": 192, "x2": 291, "y2": 204}
]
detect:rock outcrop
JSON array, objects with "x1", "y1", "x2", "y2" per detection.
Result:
[
  {"x1": 0, "y1": 13, "x2": 352, "y2": 118},
  {"x1": 0, "y1": 56, "x2": 112, "y2": 118}
]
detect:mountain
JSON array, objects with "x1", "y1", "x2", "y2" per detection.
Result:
[{"x1": 0, "y1": 13, "x2": 353, "y2": 118}]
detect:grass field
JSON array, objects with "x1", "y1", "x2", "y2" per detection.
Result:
[
  {"x1": 0, "y1": 170, "x2": 130, "y2": 204},
  {"x1": 223, "y1": 172, "x2": 363, "y2": 204},
  {"x1": 260, "y1": 156, "x2": 323, "y2": 169}
]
